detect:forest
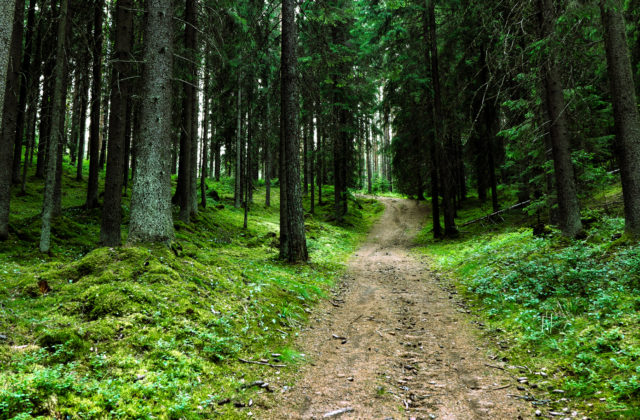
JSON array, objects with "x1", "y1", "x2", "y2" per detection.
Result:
[{"x1": 0, "y1": 0, "x2": 639, "y2": 418}]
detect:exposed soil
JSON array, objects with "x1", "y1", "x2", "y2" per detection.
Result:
[{"x1": 262, "y1": 198, "x2": 533, "y2": 419}]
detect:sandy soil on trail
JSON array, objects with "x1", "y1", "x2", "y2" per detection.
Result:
[{"x1": 262, "y1": 198, "x2": 532, "y2": 419}]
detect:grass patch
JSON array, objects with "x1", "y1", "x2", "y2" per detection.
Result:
[
  {"x1": 0, "y1": 160, "x2": 383, "y2": 418},
  {"x1": 417, "y1": 188, "x2": 640, "y2": 419}
]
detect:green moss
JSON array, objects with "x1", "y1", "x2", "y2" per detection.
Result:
[
  {"x1": 417, "y1": 182, "x2": 640, "y2": 418},
  {"x1": 0, "y1": 164, "x2": 383, "y2": 418}
]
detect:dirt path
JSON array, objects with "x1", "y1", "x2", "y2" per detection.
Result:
[{"x1": 263, "y1": 198, "x2": 532, "y2": 419}]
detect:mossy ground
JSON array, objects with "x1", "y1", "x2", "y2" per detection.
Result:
[
  {"x1": 0, "y1": 158, "x2": 384, "y2": 419},
  {"x1": 417, "y1": 185, "x2": 640, "y2": 419}
]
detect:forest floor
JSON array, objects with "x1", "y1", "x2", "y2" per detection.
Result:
[{"x1": 262, "y1": 198, "x2": 532, "y2": 419}]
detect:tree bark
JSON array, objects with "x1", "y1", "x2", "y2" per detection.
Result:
[
  {"x1": 235, "y1": 79, "x2": 242, "y2": 209},
  {"x1": 310, "y1": 109, "x2": 315, "y2": 214},
  {"x1": 101, "y1": 0, "x2": 134, "y2": 246},
  {"x1": 0, "y1": 0, "x2": 20, "y2": 240},
  {"x1": 2, "y1": 0, "x2": 26, "y2": 187},
  {"x1": 188, "y1": 3, "x2": 199, "y2": 217},
  {"x1": 280, "y1": 0, "x2": 308, "y2": 262},
  {"x1": 13, "y1": 0, "x2": 37, "y2": 184},
  {"x1": 303, "y1": 113, "x2": 309, "y2": 195},
  {"x1": 39, "y1": 0, "x2": 68, "y2": 253},
  {"x1": 265, "y1": 80, "x2": 272, "y2": 207},
  {"x1": 86, "y1": 0, "x2": 105, "y2": 209},
  {"x1": 201, "y1": 60, "x2": 210, "y2": 209},
  {"x1": 366, "y1": 122, "x2": 373, "y2": 194},
  {"x1": 538, "y1": 0, "x2": 583, "y2": 237},
  {"x1": 425, "y1": 0, "x2": 446, "y2": 237},
  {"x1": 128, "y1": 0, "x2": 174, "y2": 245},
  {"x1": 75, "y1": 21, "x2": 91, "y2": 181},
  {"x1": 600, "y1": 0, "x2": 640, "y2": 237}
]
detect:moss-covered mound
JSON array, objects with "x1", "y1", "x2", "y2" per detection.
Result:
[{"x1": 0, "y1": 171, "x2": 384, "y2": 419}]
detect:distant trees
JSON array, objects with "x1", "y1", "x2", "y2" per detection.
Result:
[{"x1": 1, "y1": 0, "x2": 639, "y2": 254}]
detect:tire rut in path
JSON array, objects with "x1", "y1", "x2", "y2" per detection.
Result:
[{"x1": 263, "y1": 198, "x2": 531, "y2": 419}]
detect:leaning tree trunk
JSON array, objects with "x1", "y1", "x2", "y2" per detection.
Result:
[
  {"x1": 39, "y1": 0, "x2": 68, "y2": 253},
  {"x1": 0, "y1": 0, "x2": 19, "y2": 240},
  {"x1": 280, "y1": 0, "x2": 308, "y2": 262},
  {"x1": 86, "y1": 0, "x2": 105, "y2": 209},
  {"x1": 600, "y1": 0, "x2": 640, "y2": 237},
  {"x1": 538, "y1": 0, "x2": 583, "y2": 237},
  {"x1": 101, "y1": 0, "x2": 134, "y2": 246},
  {"x1": 128, "y1": 0, "x2": 174, "y2": 245}
]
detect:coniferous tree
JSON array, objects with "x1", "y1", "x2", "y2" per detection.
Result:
[
  {"x1": 86, "y1": 0, "x2": 105, "y2": 209},
  {"x1": 0, "y1": 0, "x2": 18, "y2": 240},
  {"x1": 128, "y1": 0, "x2": 174, "y2": 245},
  {"x1": 600, "y1": 0, "x2": 640, "y2": 237},
  {"x1": 40, "y1": 0, "x2": 69, "y2": 253},
  {"x1": 280, "y1": 0, "x2": 307, "y2": 262},
  {"x1": 101, "y1": 0, "x2": 134, "y2": 246},
  {"x1": 538, "y1": 0, "x2": 583, "y2": 237}
]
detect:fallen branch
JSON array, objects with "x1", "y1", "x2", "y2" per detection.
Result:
[
  {"x1": 323, "y1": 407, "x2": 354, "y2": 418},
  {"x1": 238, "y1": 358, "x2": 286, "y2": 368},
  {"x1": 484, "y1": 363, "x2": 505, "y2": 371},
  {"x1": 462, "y1": 200, "x2": 531, "y2": 227}
]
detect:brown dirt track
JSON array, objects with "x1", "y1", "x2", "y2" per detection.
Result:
[{"x1": 261, "y1": 198, "x2": 532, "y2": 420}]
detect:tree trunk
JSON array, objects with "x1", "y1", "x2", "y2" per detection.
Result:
[
  {"x1": 36, "y1": 25, "x2": 54, "y2": 180},
  {"x1": 0, "y1": 0, "x2": 20, "y2": 240},
  {"x1": 303, "y1": 114, "x2": 309, "y2": 195},
  {"x1": 13, "y1": 0, "x2": 37, "y2": 184},
  {"x1": 538, "y1": 0, "x2": 583, "y2": 237},
  {"x1": 366, "y1": 122, "x2": 373, "y2": 194},
  {"x1": 280, "y1": 0, "x2": 308, "y2": 262},
  {"x1": 265, "y1": 81, "x2": 272, "y2": 207},
  {"x1": 101, "y1": 0, "x2": 134, "y2": 246},
  {"x1": 235, "y1": 79, "x2": 242, "y2": 209},
  {"x1": 426, "y1": 0, "x2": 446, "y2": 237},
  {"x1": 52, "y1": 37, "x2": 70, "y2": 218},
  {"x1": 600, "y1": 0, "x2": 640, "y2": 237},
  {"x1": 2, "y1": 0, "x2": 25, "y2": 188},
  {"x1": 21, "y1": 10, "x2": 44, "y2": 192},
  {"x1": 201, "y1": 61, "x2": 210, "y2": 209},
  {"x1": 39, "y1": 0, "x2": 68, "y2": 253},
  {"x1": 86, "y1": 0, "x2": 104, "y2": 209},
  {"x1": 75, "y1": 22, "x2": 91, "y2": 181},
  {"x1": 128, "y1": 0, "x2": 174, "y2": 245},
  {"x1": 188, "y1": 6, "x2": 199, "y2": 217},
  {"x1": 310, "y1": 109, "x2": 315, "y2": 214},
  {"x1": 176, "y1": 0, "x2": 197, "y2": 223},
  {"x1": 318, "y1": 114, "x2": 323, "y2": 205},
  {"x1": 123, "y1": 98, "x2": 133, "y2": 193},
  {"x1": 0, "y1": 0, "x2": 17, "y2": 131}
]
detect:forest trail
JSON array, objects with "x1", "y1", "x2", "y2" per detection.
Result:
[{"x1": 263, "y1": 198, "x2": 531, "y2": 419}]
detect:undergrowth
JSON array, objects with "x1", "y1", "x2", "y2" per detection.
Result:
[
  {"x1": 417, "y1": 188, "x2": 640, "y2": 419},
  {"x1": 0, "y1": 160, "x2": 384, "y2": 419}
]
